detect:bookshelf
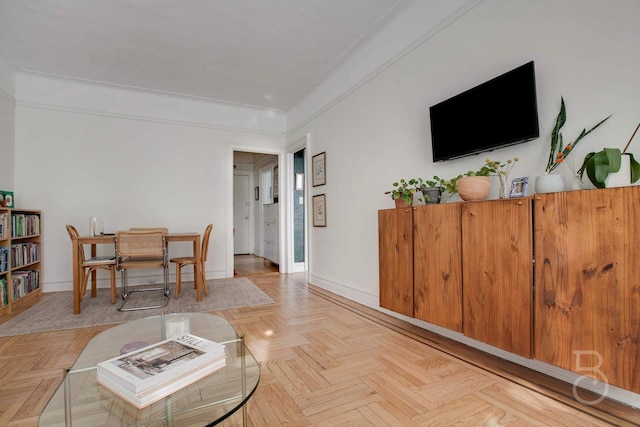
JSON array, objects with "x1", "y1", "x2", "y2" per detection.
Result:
[{"x1": 0, "y1": 208, "x2": 42, "y2": 316}]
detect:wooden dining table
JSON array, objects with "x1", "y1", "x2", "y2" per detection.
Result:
[{"x1": 70, "y1": 232, "x2": 202, "y2": 314}]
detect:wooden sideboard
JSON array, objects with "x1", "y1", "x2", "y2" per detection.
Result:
[{"x1": 379, "y1": 186, "x2": 639, "y2": 394}]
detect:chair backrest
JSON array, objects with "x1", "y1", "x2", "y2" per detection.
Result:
[
  {"x1": 201, "y1": 224, "x2": 213, "y2": 263},
  {"x1": 129, "y1": 227, "x2": 169, "y2": 234},
  {"x1": 115, "y1": 230, "x2": 167, "y2": 258},
  {"x1": 66, "y1": 224, "x2": 86, "y2": 262}
]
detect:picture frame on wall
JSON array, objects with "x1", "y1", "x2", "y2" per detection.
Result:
[
  {"x1": 273, "y1": 165, "x2": 279, "y2": 200},
  {"x1": 312, "y1": 152, "x2": 326, "y2": 186},
  {"x1": 0, "y1": 190, "x2": 14, "y2": 208},
  {"x1": 509, "y1": 177, "x2": 528, "y2": 198},
  {"x1": 254, "y1": 186, "x2": 259, "y2": 201},
  {"x1": 312, "y1": 194, "x2": 326, "y2": 227}
]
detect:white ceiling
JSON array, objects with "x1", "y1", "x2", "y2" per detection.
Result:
[{"x1": 0, "y1": 0, "x2": 404, "y2": 111}]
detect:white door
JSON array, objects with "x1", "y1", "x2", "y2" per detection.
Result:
[{"x1": 233, "y1": 174, "x2": 251, "y2": 254}]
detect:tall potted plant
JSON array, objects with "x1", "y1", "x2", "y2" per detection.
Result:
[
  {"x1": 536, "y1": 97, "x2": 611, "y2": 193},
  {"x1": 578, "y1": 122, "x2": 640, "y2": 188}
]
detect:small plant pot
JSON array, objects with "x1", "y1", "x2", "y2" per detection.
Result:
[
  {"x1": 394, "y1": 198, "x2": 412, "y2": 208},
  {"x1": 421, "y1": 187, "x2": 441, "y2": 204},
  {"x1": 457, "y1": 176, "x2": 490, "y2": 201}
]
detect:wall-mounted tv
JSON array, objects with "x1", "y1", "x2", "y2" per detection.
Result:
[{"x1": 429, "y1": 61, "x2": 539, "y2": 162}]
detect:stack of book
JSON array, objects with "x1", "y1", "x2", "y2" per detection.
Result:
[{"x1": 97, "y1": 334, "x2": 226, "y2": 408}]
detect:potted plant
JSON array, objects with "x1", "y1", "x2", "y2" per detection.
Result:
[
  {"x1": 537, "y1": 97, "x2": 611, "y2": 193},
  {"x1": 385, "y1": 178, "x2": 422, "y2": 208},
  {"x1": 578, "y1": 122, "x2": 640, "y2": 188},
  {"x1": 436, "y1": 162, "x2": 495, "y2": 202},
  {"x1": 454, "y1": 162, "x2": 496, "y2": 201},
  {"x1": 416, "y1": 177, "x2": 443, "y2": 204}
]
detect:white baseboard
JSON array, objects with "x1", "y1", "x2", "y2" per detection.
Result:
[{"x1": 42, "y1": 269, "x2": 227, "y2": 293}]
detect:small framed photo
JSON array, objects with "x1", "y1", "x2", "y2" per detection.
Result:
[
  {"x1": 509, "y1": 177, "x2": 528, "y2": 198},
  {"x1": 312, "y1": 152, "x2": 326, "y2": 187},
  {"x1": 273, "y1": 165, "x2": 279, "y2": 200},
  {"x1": 312, "y1": 194, "x2": 326, "y2": 227},
  {"x1": 0, "y1": 190, "x2": 14, "y2": 208},
  {"x1": 254, "y1": 186, "x2": 259, "y2": 201}
]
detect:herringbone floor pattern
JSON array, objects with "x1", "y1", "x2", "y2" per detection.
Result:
[{"x1": 1, "y1": 261, "x2": 638, "y2": 426}]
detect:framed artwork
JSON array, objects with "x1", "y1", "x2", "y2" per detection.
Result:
[
  {"x1": 273, "y1": 165, "x2": 279, "y2": 200},
  {"x1": 312, "y1": 152, "x2": 326, "y2": 186},
  {"x1": 254, "y1": 186, "x2": 259, "y2": 201},
  {"x1": 312, "y1": 194, "x2": 326, "y2": 227},
  {"x1": 0, "y1": 190, "x2": 14, "y2": 208},
  {"x1": 509, "y1": 177, "x2": 528, "y2": 198}
]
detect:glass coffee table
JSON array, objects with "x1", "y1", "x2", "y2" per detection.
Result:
[{"x1": 39, "y1": 313, "x2": 260, "y2": 426}]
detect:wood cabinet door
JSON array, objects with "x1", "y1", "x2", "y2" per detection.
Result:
[
  {"x1": 462, "y1": 198, "x2": 533, "y2": 357},
  {"x1": 534, "y1": 187, "x2": 640, "y2": 393},
  {"x1": 378, "y1": 208, "x2": 413, "y2": 317},
  {"x1": 413, "y1": 204, "x2": 463, "y2": 332}
]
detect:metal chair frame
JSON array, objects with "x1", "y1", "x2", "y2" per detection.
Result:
[{"x1": 115, "y1": 230, "x2": 170, "y2": 311}]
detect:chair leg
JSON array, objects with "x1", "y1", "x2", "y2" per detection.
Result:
[
  {"x1": 200, "y1": 263, "x2": 208, "y2": 297},
  {"x1": 80, "y1": 268, "x2": 90, "y2": 300},
  {"x1": 175, "y1": 264, "x2": 182, "y2": 299},
  {"x1": 121, "y1": 269, "x2": 128, "y2": 300},
  {"x1": 110, "y1": 267, "x2": 117, "y2": 304}
]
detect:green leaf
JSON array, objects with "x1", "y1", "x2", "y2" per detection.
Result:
[{"x1": 628, "y1": 153, "x2": 640, "y2": 183}]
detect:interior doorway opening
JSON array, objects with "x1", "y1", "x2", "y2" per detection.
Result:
[{"x1": 232, "y1": 151, "x2": 280, "y2": 276}]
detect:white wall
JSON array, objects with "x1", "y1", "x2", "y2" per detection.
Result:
[
  {"x1": 286, "y1": 0, "x2": 640, "y2": 405},
  {"x1": 0, "y1": 55, "x2": 15, "y2": 190},
  {"x1": 14, "y1": 74, "x2": 285, "y2": 291},
  {"x1": 291, "y1": 0, "x2": 640, "y2": 305}
]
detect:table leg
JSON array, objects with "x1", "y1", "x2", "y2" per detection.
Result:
[{"x1": 72, "y1": 238, "x2": 81, "y2": 314}]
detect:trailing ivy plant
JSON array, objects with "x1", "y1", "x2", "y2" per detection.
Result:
[{"x1": 385, "y1": 178, "x2": 423, "y2": 205}]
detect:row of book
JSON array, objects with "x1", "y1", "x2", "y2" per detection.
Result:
[
  {"x1": 11, "y1": 214, "x2": 41, "y2": 238},
  {"x1": 97, "y1": 334, "x2": 227, "y2": 408},
  {"x1": 0, "y1": 247, "x2": 7, "y2": 272},
  {"x1": 0, "y1": 213, "x2": 7, "y2": 239},
  {"x1": 12, "y1": 270, "x2": 39, "y2": 301},
  {"x1": 10, "y1": 243, "x2": 39, "y2": 268},
  {"x1": 0, "y1": 277, "x2": 7, "y2": 307}
]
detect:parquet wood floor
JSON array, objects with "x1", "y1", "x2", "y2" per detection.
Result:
[{"x1": 1, "y1": 266, "x2": 638, "y2": 426}]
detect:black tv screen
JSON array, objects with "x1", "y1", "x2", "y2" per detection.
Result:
[{"x1": 429, "y1": 61, "x2": 539, "y2": 162}]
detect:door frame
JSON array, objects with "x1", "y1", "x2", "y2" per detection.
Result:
[
  {"x1": 287, "y1": 135, "x2": 310, "y2": 274},
  {"x1": 226, "y1": 142, "x2": 283, "y2": 277}
]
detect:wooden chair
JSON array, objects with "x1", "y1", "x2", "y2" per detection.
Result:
[
  {"x1": 66, "y1": 225, "x2": 117, "y2": 304},
  {"x1": 170, "y1": 224, "x2": 212, "y2": 298},
  {"x1": 115, "y1": 229, "x2": 169, "y2": 311}
]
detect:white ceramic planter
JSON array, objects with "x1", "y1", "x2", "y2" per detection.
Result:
[{"x1": 535, "y1": 174, "x2": 566, "y2": 194}]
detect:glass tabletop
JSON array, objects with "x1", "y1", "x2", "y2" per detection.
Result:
[{"x1": 39, "y1": 313, "x2": 260, "y2": 427}]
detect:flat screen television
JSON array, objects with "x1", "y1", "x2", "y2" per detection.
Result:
[{"x1": 429, "y1": 61, "x2": 539, "y2": 162}]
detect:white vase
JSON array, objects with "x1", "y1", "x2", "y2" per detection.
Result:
[{"x1": 535, "y1": 175, "x2": 566, "y2": 194}]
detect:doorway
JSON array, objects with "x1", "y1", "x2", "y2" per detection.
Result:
[{"x1": 232, "y1": 151, "x2": 279, "y2": 276}]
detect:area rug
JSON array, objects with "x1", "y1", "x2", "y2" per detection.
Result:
[{"x1": 0, "y1": 277, "x2": 274, "y2": 337}]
